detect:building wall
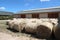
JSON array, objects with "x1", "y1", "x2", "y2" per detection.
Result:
[
  {"x1": 26, "y1": 14, "x2": 32, "y2": 18},
  {"x1": 18, "y1": 14, "x2": 21, "y2": 18},
  {"x1": 39, "y1": 13, "x2": 48, "y2": 18},
  {"x1": 14, "y1": 12, "x2": 60, "y2": 18},
  {"x1": 20, "y1": 14, "x2": 26, "y2": 18},
  {"x1": 32, "y1": 13, "x2": 39, "y2": 18}
]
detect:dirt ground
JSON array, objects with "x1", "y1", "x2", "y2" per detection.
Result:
[{"x1": 0, "y1": 20, "x2": 56, "y2": 40}]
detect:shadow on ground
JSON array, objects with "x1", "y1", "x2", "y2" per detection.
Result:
[{"x1": 7, "y1": 28, "x2": 19, "y2": 33}]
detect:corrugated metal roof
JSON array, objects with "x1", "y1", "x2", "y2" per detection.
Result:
[{"x1": 16, "y1": 6, "x2": 60, "y2": 14}]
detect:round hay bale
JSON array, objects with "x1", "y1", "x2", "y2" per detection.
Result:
[
  {"x1": 8, "y1": 19, "x2": 17, "y2": 29},
  {"x1": 13, "y1": 19, "x2": 26, "y2": 32},
  {"x1": 40, "y1": 18, "x2": 51, "y2": 22},
  {"x1": 54, "y1": 23, "x2": 60, "y2": 40},
  {"x1": 50, "y1": 18, "x2": 58, "y2": 37},
  {"x1": 13, "y1": 22, "x2": 21, "y2": 32},
  {"x1": 8, "y1": 21, "x2": 15, "y2": 29},
  {"x1": 25, "y1": 19, "x2": 40, "y2": 33},
  {"x1": 36, "y1": 22, "x2": 53, "y2": 39},
  {"x1": 50, "y1": 18, "x2": 58, "y2": 25},
  {"x1": 6, "y1": 20, "x2": 11, "y2": 25}
]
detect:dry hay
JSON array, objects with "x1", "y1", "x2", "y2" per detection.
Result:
[
  {"x1": 25, "y1": 19, "x2": 39, "y2": 33},
  {"x1": 53, "y1": 18, "x2": 60, "y2": 40},
  {"x1": 13, "y1": 22, "x2": 20, "y2": 31},
  {"x1": 49, "y1": 18, "x2": 58, "y2": 25},
  {"x1": 8, "y1": 21, "x2": 15, "y2": 29},
  {"x1": 40, "y1": 18, "x2": 51, "y2": 22},
  {"x1": 8, "y1": 19, "x2": 17, "y2": 29},
  {"x1": 13, "y1": 19, "x2": 26, "y2": 32},
  {"x1": 6, "y1": 20, "x2": 11, "y2": 25},
  {"x1": 54, "y1": 23, "x2": 60, "y2": 40},
  {"x1": 50, "y1": 18, "x2": 58, "y2": 37},
  {"x1": 36, "y1": 22, "x2": 53, "y2": 39}
]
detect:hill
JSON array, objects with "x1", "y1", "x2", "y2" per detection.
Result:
[{"x1": 0, "y1": 11, "x2": 14, "y2": 15}]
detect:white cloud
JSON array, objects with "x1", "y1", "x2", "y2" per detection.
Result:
[
  {"x1": 40, "y1": 0, "x2": 50, "y2": 2},
  {"x1": 0, "y1": 7, "x2": 6, "y2": 10}
]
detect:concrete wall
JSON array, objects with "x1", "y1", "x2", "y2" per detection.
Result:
[
  {"x1": 26, "y1": 14, "x2": 32, "y2": 18},
  {"x1": 39, "y1": 13, "x2": 48, "y2": 18}
]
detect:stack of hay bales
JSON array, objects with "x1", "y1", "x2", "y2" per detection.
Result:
[
  {"x1": 13, "y1": 19, "x2": 26, "y2": 32},
  {"x1": 7, "y1": 18, "x2": 58, "y2": 39},
  {"x1": 25, "y1": 19, "x2": 40, "y2": 33},
  {"x1": 36, "y1": 22, "x2": 53, "y2": 39}
]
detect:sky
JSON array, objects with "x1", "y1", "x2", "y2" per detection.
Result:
[{"x1": 0, "y1": 0, "x2": 60, "y2": 13}]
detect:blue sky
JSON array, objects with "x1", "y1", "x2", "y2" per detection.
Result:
[{"x1": 0, "y1": 0, "x2": 60, "y2": 13}]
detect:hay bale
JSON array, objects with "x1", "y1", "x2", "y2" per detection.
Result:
[
  {"x1": 6, "y1": 20, "x2": 11, "y2": 25},
  {"x1": 13, "y1": 22, "x2": 20, "y2": 31},
  {"x1": 8, "y1": 19, "x2": 17, "y2": 29},
  {"x1": 25, "y1": 19, "x2": 40, "y2": 33},
  {"x1": 54, "y1": 23, "x2": 60, "y2": 40},
  {"x1": 40, "y1": 18, "x2": 51, "y2": 22},
  {"x1": 8, "y1": 21, "x2": 14, "y2": 29},
  {"x1": 49, "y1": 19, "x2": 58, "y2": 30},
  {"x1": 36, "y1": 22, "x2": 53, "y2": 39},
  {"x1": 13, "y1": 19, "x2": 26, "y2": 32},
  {"x1": 50, "y1": 18, "x2": 58, "y2": 25},
  {"x1": 50, "y1": 18, "x2": 58, "y2": 37}
]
